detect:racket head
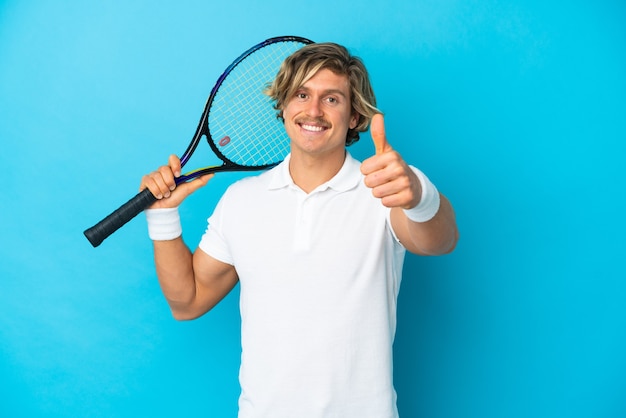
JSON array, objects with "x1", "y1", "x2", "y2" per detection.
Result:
[{"x1": 178, "y1": 36, "x2": 313, "y2": 180}]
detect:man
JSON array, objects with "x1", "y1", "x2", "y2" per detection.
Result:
[{"x1": 141, "y1": 42, "x2": 458, "y2": 417}]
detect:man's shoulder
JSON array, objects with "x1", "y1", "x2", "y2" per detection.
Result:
[{"x1": 224, "y1": 167, "x2": 276, "y2": 195}]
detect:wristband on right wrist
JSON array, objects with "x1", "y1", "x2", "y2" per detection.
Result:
[{"x1": 145, "y1": 207, "x2": 182, "y2": 241}]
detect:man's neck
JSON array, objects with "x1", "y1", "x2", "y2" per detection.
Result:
[{"x1": 288, "y1": 149, "x2": 347, "y2": 193}]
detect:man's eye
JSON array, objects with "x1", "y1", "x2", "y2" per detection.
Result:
[{"x1": 296, "y1": 93, "x2": 307, "y2": 99}]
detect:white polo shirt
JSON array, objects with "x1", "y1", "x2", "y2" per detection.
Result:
[{"x1": 199, "y1": 152, "x2": 406, "y2": 418}]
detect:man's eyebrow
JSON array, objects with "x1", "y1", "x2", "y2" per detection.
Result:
[
  {"x1": 324, "y1": 89, "x2": 349, "y2": 98},
  {"x1": 296, "y1": 86, "x2": 349, "y2": 98}
]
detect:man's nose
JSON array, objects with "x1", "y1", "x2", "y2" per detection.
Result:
[{"x1": 305, "y1": 98, "x2": 323, "y2": 117}]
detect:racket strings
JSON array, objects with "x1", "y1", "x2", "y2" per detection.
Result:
[
  {"x1": 208, "y1": 41, "x2": 305, "y2": 166},
  {"x1": 212, "y1": 54, "x2": 285, "y2": 160}
]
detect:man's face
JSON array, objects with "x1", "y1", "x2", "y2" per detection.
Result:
[{"x1": 282, "y1": 68, "x2": 358, "y2": 158}]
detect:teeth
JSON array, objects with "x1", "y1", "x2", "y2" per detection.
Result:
[{"x1": 301, "y1": 124, "x2": 325, "y2": 132}]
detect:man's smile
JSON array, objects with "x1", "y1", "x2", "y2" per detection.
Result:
[
  {"x1": 300, "y1": 123, "x2": 326, "y2": 132},
  {"x1": 295, "y1": 118, "x2": 331, "y2": 133}
]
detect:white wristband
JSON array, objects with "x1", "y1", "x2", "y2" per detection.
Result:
[
  {"x1": 145, "y1": 207, "x2": 182, "y2": 241},
  {"x1": 403, "y1": 167, "x2": 441, "y2": 223}
]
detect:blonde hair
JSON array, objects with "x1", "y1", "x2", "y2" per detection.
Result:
[{"x1": 265, "y1": 42, "x2": 379, "y2": 146}]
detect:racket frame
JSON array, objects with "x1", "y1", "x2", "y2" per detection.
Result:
[{"x1": 84, "y1": 35, "x2": 313, "y2": 247}]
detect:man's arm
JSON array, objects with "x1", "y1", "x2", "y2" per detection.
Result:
[
  {"x1": 390, "y1": 194, "x2": 458, "y2": 255},
  {"x1": 141, "y1": 154, "x2": 238, "y2": 320},
  {"x1": 153, "y1": 238, "x2": 238, "y2": 320}
]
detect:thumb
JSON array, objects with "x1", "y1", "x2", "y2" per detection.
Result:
[
  {"x1": 180, "y1": 173, "x2": 213, "y2": 194},
  {"x1": 371, "y1": 113, "x2": 391, "y2": 155},
  {"x1": 165, "y1": 174, "x2": 213, "y2": 207}
]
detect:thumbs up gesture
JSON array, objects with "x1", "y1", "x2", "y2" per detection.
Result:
[{"x1": 360, "y1": 114, "x2": 422, "y2": 209}]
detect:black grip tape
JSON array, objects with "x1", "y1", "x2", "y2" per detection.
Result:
[{"x1": 84, "y1": 188, "x2": 157, "y2": 247}]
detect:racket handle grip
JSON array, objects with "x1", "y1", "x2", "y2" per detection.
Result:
[{"x1": 84, "y1": 188, "x2": 157, "y2": 247}]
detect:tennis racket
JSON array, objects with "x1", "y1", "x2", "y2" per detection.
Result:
[{"x1": 84, "y1": 35, "x2": 313, "y2": 247}]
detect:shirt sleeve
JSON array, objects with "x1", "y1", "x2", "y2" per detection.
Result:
[
  {"x1": 385, "y1": 205, "x2": 404, "y2": 245},
  {"x1": 197, "y1": 194, "x2": 234, "y2": 265}
]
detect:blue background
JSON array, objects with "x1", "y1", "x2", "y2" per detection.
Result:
[{"x1": 1, "y1": 1, "x2": 625, "y2": 417}]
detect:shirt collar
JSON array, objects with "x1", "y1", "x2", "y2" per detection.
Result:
[{"x1": 268, "y1": 152, "x2": 362, "y2": 193}]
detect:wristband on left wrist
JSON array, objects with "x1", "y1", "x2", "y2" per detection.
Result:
[{"x1": 402, "y1": 167, "x2": 440, "y2": 223}]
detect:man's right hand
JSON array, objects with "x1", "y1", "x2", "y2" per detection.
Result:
[{"x1": 140, "y1": 154, "x2": 213, "y2": 209}]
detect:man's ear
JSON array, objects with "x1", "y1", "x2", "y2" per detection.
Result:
[{"x1": 350, "y1": 112, "x2": 359, "y2": 130}]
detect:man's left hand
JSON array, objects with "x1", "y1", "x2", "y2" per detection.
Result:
[{"x1": 360, "y1": 114, "x2": 421, "y2": 210}]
